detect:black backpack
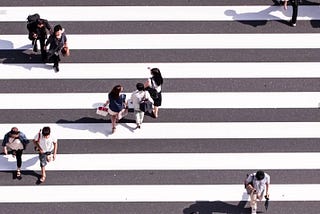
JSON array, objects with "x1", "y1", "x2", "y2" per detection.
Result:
[{"x1": 27, "y1": 13, "x2": 40, "y2": 24}]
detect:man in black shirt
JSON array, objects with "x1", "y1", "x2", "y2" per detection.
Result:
[{"x1": 27, "y1": 17, "x2": 52, "y2": 60}]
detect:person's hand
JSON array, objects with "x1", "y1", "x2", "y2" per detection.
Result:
[
  {"x1": 33, "y1": 33, "x2": 38, "y2": 38},
  {"x1": 265, "y1": 193, "x2": 270, "y2": 199},
  {"x1": 53, "y1": 154, "x2": 56, "y2": 161}
]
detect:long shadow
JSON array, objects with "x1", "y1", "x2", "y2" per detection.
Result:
[
  {"x1": 224, "y1": 5, "x2": 289, "y2": 27},
  {"x1": 0, "y1": 154, "x2": 40, "y2": 181},
  {"x1": 0, "y1": 39, "x2": 53, "y2": 72},
  {"x1": 56, "y1": 116, "x2": 136, "y2": 136},
  {"x1": 183, "y1": 201, "x2": 254, "y2": 214}
]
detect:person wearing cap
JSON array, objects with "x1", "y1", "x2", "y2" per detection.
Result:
[
  {"x1": 245, "y1": 170, "x2": 270, "y2": 214},
  {"x1": 33, "y1": 126, "x2": 58, "y2": 183},
  {"x1": 27, "y1": 15, "x2": 52, "y2": 60},
  {"x1": 2, "y1": 127, "x2": 30, "y2": 179},
  {"x1": 130, "y1": 83, "x2": 154, "y2": 129}
]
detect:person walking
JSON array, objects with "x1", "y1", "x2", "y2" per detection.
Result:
[
  {"x1": 131, "y1": 83, "x2": 154, "y2": 129},
  {"x1": 2, "y1": 127, "x2": 30, "y2": 179},
  {"x1": 45, "y1": 24, "x2": 68, "y2": 72},
  {"x1": 104, "y1": 85, "x2": 127, "y2": 133},
  {"x1": 33, "y1": 126, "x2": 58, "y2": 183},
  {"x1": 284, "y1": 0, "x2": 298, "y2": 27},
  {"x1": 144, "y1": 68, "x2": 163, "y2": 118},
  {"x1": 27, "y1": 14, "x2": 52, "y2": 61},
  {"x1": 245, "y1": 170, "x2": 270, "y2": 214}
]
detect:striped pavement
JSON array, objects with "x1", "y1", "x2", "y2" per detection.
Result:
[{"x1": 1, "y1": 0, "x2": 320, "y2": 213}]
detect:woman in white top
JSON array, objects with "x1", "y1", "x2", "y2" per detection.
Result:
[
  {"x1": 131, "y1": 83, "x2": 154, "y2": 129},
  {"x1": 144, "y1": 68, "x2": 163, "y2": 118}
]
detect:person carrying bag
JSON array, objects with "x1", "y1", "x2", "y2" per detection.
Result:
[{"x1": 131, "y1": 83, "x2": 154, "y2": 129}]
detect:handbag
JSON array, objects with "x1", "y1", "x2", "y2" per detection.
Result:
[
  {"x1": 127, "y1": 99, "x2": 134, "y2": 112},
  {"x1": 146, "y1": 78, "x2": 159, "y2": 99},
  {"x1": 96, "y1": 106, "x2": 109, "y2": 116},
  {"x1": 140, "y1": 99, "x2": 152, "y2": 113},
  {"x1": 61, "y1": 46, "x2": 70, "y2": 57},
  {"x1": 140, "y1": 92, "x2": 153, "y2": 113}
]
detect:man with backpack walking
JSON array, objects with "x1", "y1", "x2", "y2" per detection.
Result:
[{"x1": 27, "y1": 14, "x2": 52, "y2": 61}]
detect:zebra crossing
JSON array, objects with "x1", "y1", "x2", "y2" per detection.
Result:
[{"x1": 1, "y1": 0, "x2": 320, "y2": 213}]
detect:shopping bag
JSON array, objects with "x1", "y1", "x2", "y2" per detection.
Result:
[
  {"x1": 140, "y1": 99, "x2": 153, "y2": 113},
  {"x1": 96, "y1": 106, "x2": 108, "y2": 116},
  {"x1": 127, "y1": 99, "x2": 134, "y2": 112}
]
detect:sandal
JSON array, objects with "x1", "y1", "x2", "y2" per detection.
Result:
[
  {"x1": 111, "y1": 127, "x2": 116, "y2": 133},
  {"x1": 40, "y1": 176, "x2": 46, "y2": 183}
]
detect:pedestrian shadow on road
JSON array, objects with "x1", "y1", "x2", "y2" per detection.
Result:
[
  {"x1": 56, "y1": 116, "x2": 136, "y2": 136},
  {"x1": 0, "y1": 40, "x2": 52, "y2": 71},
  {"x1": 183, "y1": 200, "x2": 252, "y2": 214},
  {"x1": 224, "y1": 5, "x2": 290, "y2": 27},
  {"x1": 0, "y1": 154, "x2": 39, "y2": 181}
]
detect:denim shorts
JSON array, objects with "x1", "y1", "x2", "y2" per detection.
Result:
[{"x1": 39, "y1": 152, "x2": 52, "y2": 167}]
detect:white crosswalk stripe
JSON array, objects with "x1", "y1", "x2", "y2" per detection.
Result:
[
  {"x1": 4, "y1": 34, "x2": 320, "y2": 49},
  {"x1": 0, "y1": 1, "x2": 320, "y2": 212},
  {"x1": 1, "y1": 62, "x2": 320, "y2": 79}
]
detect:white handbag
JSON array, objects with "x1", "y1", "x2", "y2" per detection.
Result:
[
  {"x1": 96, "y1": 106, "x2": 109, "y2": 116},
  {"x1": 127, "y1": 99, "x2": 134, "y2": 112}
]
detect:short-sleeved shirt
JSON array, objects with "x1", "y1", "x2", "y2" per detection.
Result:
[
  {"x1": 34, "y1": 133, "x2": 57, "y2": 152},
  {"x1": 246, "y1": 173, "x2": 270, "y2": 195}
]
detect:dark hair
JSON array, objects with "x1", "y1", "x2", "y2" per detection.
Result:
[
  {"x1": 37, "y1": 19, "x2": 44, "y2": 25},
  {"x1": 150, "y1": 68, "x2": 163, "y2": 86},
  {"x1": 10, "y1": 127, "x2": 20, "y2": 136},
  {"x1": 54, "y1": 24, "x2": 62, "y2": 33},
  {"x1": 255, "y1": 170, "x2": 265, "y2": 181},
  {"x1": 136, "y1": 83, "x2": 144, "y2": 91},
  {"x1": 42, "y1": 126, "x2": 51, "y2": 136},
  {"x1": 109, "y1": 85, "x2": 122, "y2": 99}
]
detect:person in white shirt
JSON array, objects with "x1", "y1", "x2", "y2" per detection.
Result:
[
  {"x1": 131, "y1": 83, "x2": 154, "y2": 129},
  {"x1": 33, "y1": 126, "x2": 58, "y2": 183},
  {"x1": 245, "y1": 170, "x2": 270, "y2": 214}
]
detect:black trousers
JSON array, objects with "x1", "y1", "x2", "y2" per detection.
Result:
[
  {"x1": 47, "y1": 51, "x2": 61, "y2": 67},
  {"x1": 290, "y1": 0, "x2": 298, "y2": 23},
  {"x1": 11, "y1": 150, "x2": 23, "y2": 168}
]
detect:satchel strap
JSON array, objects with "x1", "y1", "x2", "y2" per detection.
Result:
[{"x1": 150, "y1": 78, "x2": 155, "y2": 89}]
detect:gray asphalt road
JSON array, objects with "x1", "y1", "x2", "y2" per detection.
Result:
[{"x1": 1, "y1": 0, "x2": 320, "y2": 213}]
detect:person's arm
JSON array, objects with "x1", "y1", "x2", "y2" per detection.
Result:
[
  {"x1": 53, "y1": 141, "x2": 58, "y2": 161},
  {"x1": 265, "y1": 183, "x2": 270, "y2": 198},
  {"x1": 33, "y1": 133, "x2": 44, "y2": 154},
  {"x1": 19, "y1": 132, "x2": 30, "y2": 145},
  {"x1": 2, "y1": 133, "x2": 8, "y2": 154}
]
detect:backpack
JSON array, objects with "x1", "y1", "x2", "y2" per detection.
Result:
[{"x1": 27, "y1": 13, "x2": 40, "y2": 24}]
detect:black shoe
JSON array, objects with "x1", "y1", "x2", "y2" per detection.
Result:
[
  {"x1": 289, "y1": 20, "x2": 297, "y2": 27},
  {"x1": 53, "y1": 64, "x2": 59, "y2": 72}
]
